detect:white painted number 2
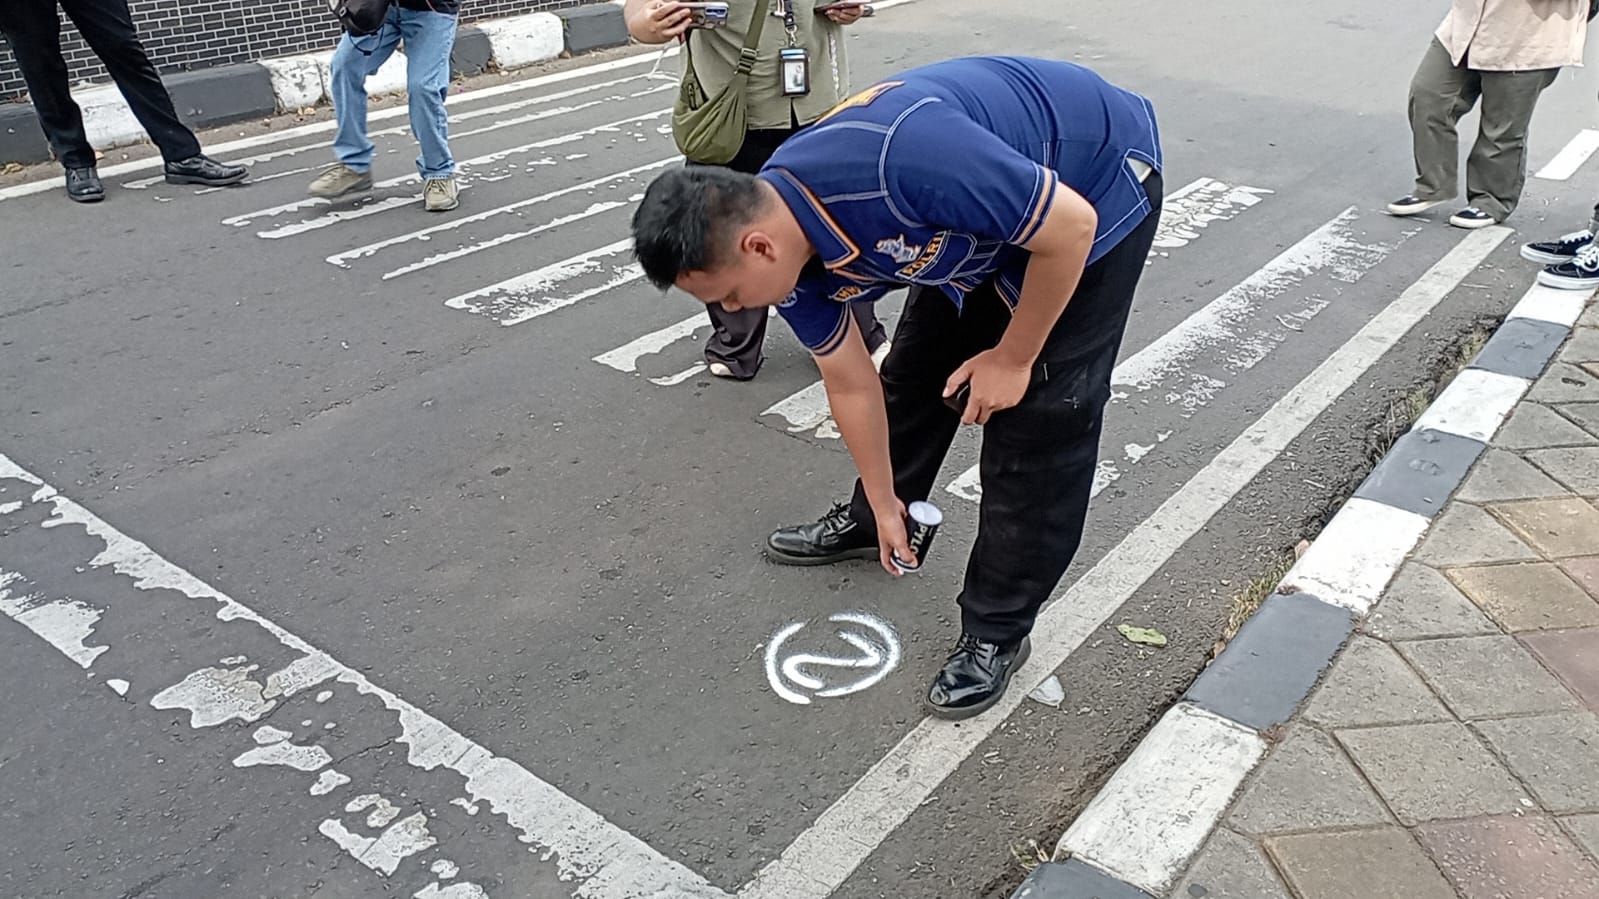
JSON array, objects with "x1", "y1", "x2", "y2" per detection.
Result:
[{"x1": 764, "y1": 612, "x2": 901, "y2": 705}]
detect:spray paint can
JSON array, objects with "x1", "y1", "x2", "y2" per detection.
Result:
[{"x1": 890, "y1": 501, "x2": 944, "y2": 574}]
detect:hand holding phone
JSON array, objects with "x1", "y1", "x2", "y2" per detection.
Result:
[
  {"x1": 816, "y1": 1, "x2": 873, "y2": 20},
  {"x1": 676, "y1": 1, "x2": 730, "y2": 28}
]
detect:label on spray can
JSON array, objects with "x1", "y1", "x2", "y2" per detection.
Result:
[{"x1": 890, "y1": 501, "x2": 944, "y2": 574}]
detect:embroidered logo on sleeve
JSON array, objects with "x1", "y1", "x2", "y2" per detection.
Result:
[{"x1": 874, "y1": 234, "x2": 923, "y2": 265}]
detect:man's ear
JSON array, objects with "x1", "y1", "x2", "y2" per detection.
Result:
[{"x1": 742, "y1": 229, "x2": 778, "y2": 261}]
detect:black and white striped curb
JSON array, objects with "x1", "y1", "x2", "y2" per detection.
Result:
[
  {"x1": 0, "y1": 3, "x2": 630, "y2": 166},
  {"x1": 1012, "y1": 280, "x2": 1595, "y2": 899}
]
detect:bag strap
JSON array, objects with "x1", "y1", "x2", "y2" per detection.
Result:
[{"x1": 734, "y1": 0, "x2": 774, "y2": 76}]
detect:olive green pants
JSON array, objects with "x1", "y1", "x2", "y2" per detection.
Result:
[{"x1": 1408, "y1": 38, "x2": 1559, "y2": 221}]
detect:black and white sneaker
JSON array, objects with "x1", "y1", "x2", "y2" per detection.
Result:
[
  {"x1": 1537, "y1": 242, "x2": 1599, "y2": 291},
  {"x1": 1386, "y1": 194, "x2": 1444, "y2": 216},
  {"x1": 1521, "y1": 229, "x2": 1594, "y2": 265},
  {"x1": 1448, "y1": 206, "x2": 1497, "y2": 229}
]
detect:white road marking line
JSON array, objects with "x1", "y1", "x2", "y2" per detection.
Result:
[
  {"x1": 1057, "y1": 703, "x2": 1266, "y2": 896},
  {"x1": 385, "y1": 196, "x2": 641, "y2": 279},
  {"x1": 123, "y1": 74, "x2": 662, "y2": 190},
  {"x1": 945, "y1": 207, "x2": 1403, "y2": 503},
  {"x1": 594, "y1": 312, "x2": 709, "y2": 372},
  {"x1": 0, "y1": 47, "x2": 680, "y2": 201},
  {"x1": 735, "y1": 226, "x2": 1510, "y2": 899},
  {"x1": 1534, "y1": 129, "x2": 1599, "y2": 180},
  {"x1": 756, "y1": 179, "x2": 1273, "y2": 445},
  {"x1": 237, "y1": 108, "x2": 671, "y2": 237},
  {"x1": 193, "y1": 165, "x2": 317, "y2": 194},
  {"x1": 331, "y1": 157, "x2": 679, "y2": 268},
  {"x1": 0, "y1": 454, "x2": 730, "y2": 899},
  {"x1": 444, "y1": 238, "x2": 645, "y2": 326}
]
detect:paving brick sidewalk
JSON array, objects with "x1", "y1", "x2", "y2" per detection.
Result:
[{"x1": 1172, "y1": 309, "x2": 1599, "y2": 898}]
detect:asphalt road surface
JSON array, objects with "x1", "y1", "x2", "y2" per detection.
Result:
[{"x1": 3, "y1": 1, "x2": 1598, "y2": 897}]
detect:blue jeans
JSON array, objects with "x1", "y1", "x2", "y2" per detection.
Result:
[{"x1": 330, "y1": 6, "x2": 457, "y2": 179}]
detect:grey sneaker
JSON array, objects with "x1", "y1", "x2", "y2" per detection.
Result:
[
  {"x1": 308, "y1": 164, "x2": 372, "y2": 199},
  {"x1": 424, "y1": 177, "x2": 459, "y2": 212}
]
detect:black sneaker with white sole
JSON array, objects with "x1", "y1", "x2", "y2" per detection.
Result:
[
  {"x1": 1385, "y1": 194, "x2": 1443, "y2": 216},
  {"x1": 1537, "y1": 243, "x2": 1599, "y2": 291},
  {"x1": 1448, "y1": 206, "x2": 1497, "y2": 229},
  {"x1": 1521, "y1": 229, "x2": 1594, "y2": 266}
]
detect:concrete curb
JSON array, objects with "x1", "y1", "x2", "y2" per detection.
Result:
[
  {"x1": 0, "y1": 3, "x2": 631, "y2": 166},
  {"x1": 1011, "y1": 282, "x2": 1594, "y2": 899}
]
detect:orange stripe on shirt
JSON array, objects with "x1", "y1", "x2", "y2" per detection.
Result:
[{"x1": 1014, "y1": 169, "x2": 1058, "y2": 246}]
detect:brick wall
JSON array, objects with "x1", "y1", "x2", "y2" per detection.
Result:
[{"x1": 0, "y1": 0, "x2": 587, "y2": 102}]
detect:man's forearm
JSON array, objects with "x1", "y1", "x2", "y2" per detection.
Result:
[{"x1": 823, "y1": 380, "x2": 897, "y2": 514}]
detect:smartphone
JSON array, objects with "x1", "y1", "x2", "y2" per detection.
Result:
[
  {"x1": 676, "y1": 1, "x2": 730, "y2": 27},
  {"x1": 943, "y1": 383, "x2": 970, "y2": 415},
  {"x1": 816, "y1": 1, "x2": 874, "y2": 13}
]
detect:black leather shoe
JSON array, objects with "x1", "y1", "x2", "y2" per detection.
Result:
[
  {"x1": 65, "y1": 166, "x2": 104, "y2": 203},
  {"x1": 764, "y1": 501, "x2": 878, "y2": 566},
  {"x1": 926, "y1": 632, "x2": 1031, "y2": 720},
  {"x1": 164, "y1": 154, "x2": 247, "y2": 186}
]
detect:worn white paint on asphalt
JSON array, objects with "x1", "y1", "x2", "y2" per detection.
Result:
[
  {"x1": 734, "y1": 226, "x2": 1511, "y2": 899},
  {"x1": 751, "y1": 178, "x2": 1273, "y2": 443},
  {"x1": 1056, "y1": 703, "x2": 1267, "y2": 895},
  {"x1": 327, "y1": 157, "x2": 678, "y2": 270},
  {"x1": 946, "y1": 207, "x2": 1407, "y2": 503},
  {"x1": 1534, "y1": 129, "x2": 1599, "y2": 181},
  {"x1": 0, "y1": 453, "x2": 730, "y2": 899},
  {"x1": 444, "y1": 237, "x2": 647, "y2": 326},
  {"x1": 0, "y1": 47, "x2": 682, "y2": 202},
  {"x1": 228, "y1": 105, "x2": 672, "y2": 236}
]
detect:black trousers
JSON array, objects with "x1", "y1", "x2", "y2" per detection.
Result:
[
  {"x1": 0, "y1": 0, "x2": 200, "y2": 168},
  {"x1": 691, "y1": 126, "x2": 885, "y2": 378},
  {"x1": 848, "y1": 172, "x2": 1164, "y2": 644}
]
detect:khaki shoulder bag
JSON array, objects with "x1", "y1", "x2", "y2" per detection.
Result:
[{"x1": 672, "y1": 0, "x2": 773, "y2": 165}]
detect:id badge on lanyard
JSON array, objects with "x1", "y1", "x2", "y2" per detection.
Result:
[{"x1": 774, "y1": 0, "x2": 810, "y2": 97}]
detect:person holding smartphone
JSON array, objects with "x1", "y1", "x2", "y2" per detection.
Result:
[{"x1": 624, "y1": 0, "x2": 887, "y2": 380}]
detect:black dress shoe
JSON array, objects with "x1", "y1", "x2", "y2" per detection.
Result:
[
  {"x1": 65, "y1": 166, "x2": 104, "y2": 203},
  {"x1": 926, "y1": 632, "x2": 1031, "y2": 720},
  {"x1": 764, "y1": 501, "x2": 878, "y2": 565},
  {"x1": 164, "y1": 154, "x2": 247, "y2": 186}
]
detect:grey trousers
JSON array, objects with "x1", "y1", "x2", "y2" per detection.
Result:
[{"x1": 1408, "y1": 37, "x2": 1559, "y2": 221}]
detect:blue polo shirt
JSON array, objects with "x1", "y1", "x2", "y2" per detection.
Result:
[{"x1": 761, "y1": 56, "x2": 1162, "y2": 356}]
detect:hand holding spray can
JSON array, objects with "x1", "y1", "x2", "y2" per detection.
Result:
[{"x1": 890, "y1": 501, "x2": 944, "y2": 574}]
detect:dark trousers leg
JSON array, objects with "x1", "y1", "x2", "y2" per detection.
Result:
[
  {"x1": 59, "y1": 0, "x2": 201, "y2": 162},
  {"x1": 846, "y1": 285, "x2": 986, "y2": 525},
  {"x1": 959, "y1": 178, "x2": 1164, "y2": 644},
  {"x1": 0, "y1": 0, "x2": 97, "y2": 168}
]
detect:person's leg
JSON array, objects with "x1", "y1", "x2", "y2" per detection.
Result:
[
  {"x1": 58, "y1": 0, "x2": 201, "y2": 162},
  {"x1": 1463, "y1": 65, "x2": 1560, "y2": 222},
  {"x1": 0, "y1": 0, "x2": 97, "y2": 170},
  {"x1": 399, "y1": 7, "x2": 457, "y2": 180},
  {"x1": 1398, "y1": 38, "x2": 1479, "y2": 208},
  {"x1": 330, "y1": 11, "x2": 403, "y2": 173},
  {"x1": 764, "y1": 286, "x2": 971, "y2": 564},
  {"x1": 928, "y1": 175, "x2": 1163, "y2": 717}
]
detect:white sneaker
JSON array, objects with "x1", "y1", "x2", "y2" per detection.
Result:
[
  {"x1": 1448, "y1": 206, "x2": 1497, "y2": 229},
  {"x1": 424, "y1": 176, "x2": 459, "y2": 212},
  {"x1": 708, "y1": 362, "x2": 736, "y2": 378}
]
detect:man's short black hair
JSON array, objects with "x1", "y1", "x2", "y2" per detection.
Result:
[{"x1": 631, "y1": 166, "x2": 769, "y2": 290}]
